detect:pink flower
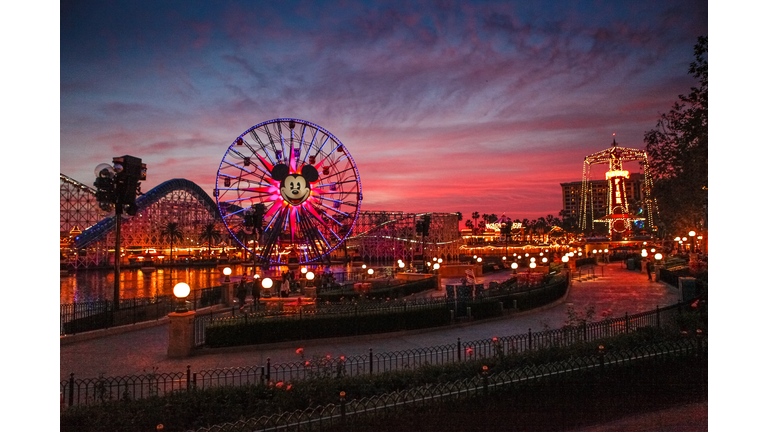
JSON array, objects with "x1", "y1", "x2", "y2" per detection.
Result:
[
  {"x1": 296, "y1": 348, "x2": 304, "y2": 355},
  {"x1": 275, "y1": 381, "x2": 284, "y2": 388}
]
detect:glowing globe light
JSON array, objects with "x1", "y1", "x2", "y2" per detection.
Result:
[
  {"x1": 301, "y1": 267, "x2": 308, "y2": 274},
  {"x1": 223, "y1": 267, "x2": 232, "y2": 276},
  {"x1": 477, "y1": 257, "x2": 482, "y2": 263},
  {"x1": 173, "y1": 282, "x2": 191, "y2": 299},
  {"x1": 173, "y1": 282, "x2": 191, "y2": 313},
  {"x1": 641, "y1": 250, "x2": 648, "y2": 257},
  {"x1": 525, "y1": 253, "x2": 529, "y2": 257},
  {"x1": 674, "y1": 237, "x2": 681, "y2": 241},
  {"x1": 542, "y1": 257, "x2": 548, "y2": 263},
  {"x1": 367, "y1": 268, "x2": 374, "y2": 275},
  {"x1": 433, "y1": 263, "x2": 440, "y2": 270},
  {"x1": 362, "y1": 264, "x2": 367, "y2": 269},
  {"x1": 433, "y1": 257, "x2": 437, "y2": 261},
  {"x1": 654, "y1": 253, "x2": 663, "y2": 261},
  {"x1": 512, "y1": 262, "x2": 518, "y2": 269},
  {"x1": 427, "y1": 261, "x2": 431, "y2": 266},
  {"x1": 438, "y1": 258, "x2": 443, "y2": 263},
  {"x1": 262, "y1": 278, "x2": 274, "y2": 289},
  {"x1": 399, "y1": 262, "x2": 405, "y2": 268},
  {"x1": 529, "y1": 262, "x2": 537, "y2": 269},
  {"x1": 502, "y1": 256, "x2": 507, "y2": 260},
  {"x1": 539, "y1": 252, "x2": 544, "y2": 256},
  {"x1": 473, "y1": 255, "x2": 477, "y2": 259},
  {"x1": 562, "y1": 256, "x2": 569, "y2": 263},
  {"x1": 689, "y1": 231, "x2": 696, "y2": 236},
  {"x1": 592, "y1": 250, "x2": 597, "y2": 254},
  {"x1": 530, "y1": 257, "x2": 536, "y2": 262},
  {"x1": 651, "y1": 248, "x2": 656, "y2": 253},
  {"x1": 306, "y1": 272, "x2": 314, "y2": 280},
  {"x1": 578, "y1": 252, "x2": 582, "y2": 256}
]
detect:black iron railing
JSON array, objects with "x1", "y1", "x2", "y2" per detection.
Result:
[
  {"x1": 61, "y1": 300, "x2": 694, "y2": 407},
  {"x1": 60, "y1": 286, "x2": 225, "y2": 336},
  {"x1": 189, "y1": 337, "x2": 707, "y2": 432}
]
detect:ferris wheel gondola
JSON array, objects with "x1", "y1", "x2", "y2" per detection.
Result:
[{"x1": 215, "y1": 119, "x2": 362, "y2": 265}]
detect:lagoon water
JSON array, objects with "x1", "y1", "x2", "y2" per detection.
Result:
[{"x1": 59, "y1": 263, "x2": 357, "y2": 304}]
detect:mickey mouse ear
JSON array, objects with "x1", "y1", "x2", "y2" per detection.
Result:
[
  {"x1": 301, "y1": 164, "x2": 319, "y2": 183},
  {"x1": 271, "y1": 164, "x2": 290, "y2": 181}
]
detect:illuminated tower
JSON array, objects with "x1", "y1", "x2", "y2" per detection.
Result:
[{"x1": 579, "y1": 137, "x2": 657, "y2": 238}]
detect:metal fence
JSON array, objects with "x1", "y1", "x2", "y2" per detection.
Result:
[
  {"x1": 191, "y1": 337, "x2": 707, "y2": 432},
  {"x1": 60, "y1": 286, "x2": 223, "y2": 336},
  {"x1": 61, "y1": 300, "x2": 694, "y2": 407}
]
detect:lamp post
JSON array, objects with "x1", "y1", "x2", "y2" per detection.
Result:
[
  {"x1": 168, "y1": 282, "x2": 194, "y2": 358},
  {"x1": 262, "y1": 277, "x2": 274, "y2": 298},
  {"x1": 511, "y1": 262, "x2": 518, "y2": 274},
  {"x1": 173, "y1": 282, "x2": 191, "y2": 313},
  {"x1": 223, "y1": 267, "x2": 232, "y2": 283}
]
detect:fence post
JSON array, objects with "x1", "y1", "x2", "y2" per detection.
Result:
[
  {"x1": 582, "y1": 322, "x2": 587, "y2": 342},
  {"x1": 369, "y1": 348, "x2": 373, "y2": 375},
  {"x1": 457, "y1": 337, "x2": 462, "y2": 361},
  {"x1": 68, "y1": 373, "x2": 74, "y2": 407},
  {"x1": 260, "y1": 366, "x2": 265, "y2": 385},
  {"x1": 598, "y1": 345, "x2": 605, "y2": 374},
  {"x1": 624, "y1": 312, "x2": 630, "y2": 333},
  {"x1": 482, "y1": 366, "x2": 489, "y2": 395},
  {"x1": 656, "y1": 305, "x2": 660, "y2": 328},
  {"x1": 340, "y1": 391, "x2": 347, "y2": 424},
  {"x1": 266, "y1": 358, "x2": 271, "y2": 382},
  {"x1": 528, "y1": 328, "x2": 532, "y2": 351},
  {"x1": 186, "y1": 365, "x2": 191, "y2": 391}
]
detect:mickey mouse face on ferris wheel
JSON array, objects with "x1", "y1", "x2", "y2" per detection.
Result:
[{"x1": 271, "y1": 163, "x2": 320, "y2": 206}]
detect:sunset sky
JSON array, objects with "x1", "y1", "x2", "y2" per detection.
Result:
[{"x1": 60, "y1": 0, "x2": 707, "y2": 221}]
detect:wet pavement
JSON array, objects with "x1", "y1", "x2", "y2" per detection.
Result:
[{"x1": 60, "y1": 262, "x2": 683, "y2": 380}]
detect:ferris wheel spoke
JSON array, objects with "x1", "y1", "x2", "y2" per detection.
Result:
[
  {"x1": 250, "y1": 130, "x2": 278, "y2": 166},
  {"x1": 301, "y1": 127, "x2": 320, "y2": 165},
  {"x1": 315, "y1": 201, "x2": 350, "y2": 217},
  {"x1": 223, "y1": 207, "x2": 248, "y2": 218}
]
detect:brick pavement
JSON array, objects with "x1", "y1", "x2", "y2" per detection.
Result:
[{"x1": 60, "y1": 262, "x2": 683, "y2": 381}]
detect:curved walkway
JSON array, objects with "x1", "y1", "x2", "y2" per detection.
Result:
[{"x1": 60, "y1": 262, "x2": 682, "y2": 381}]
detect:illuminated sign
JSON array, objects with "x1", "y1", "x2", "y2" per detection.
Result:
[
  {"x1": 486, "y1": 222, "x2": 523, "y2": 231},
  {"x1": 605, "y1": 170, "x2": 629, "y2": 179}
]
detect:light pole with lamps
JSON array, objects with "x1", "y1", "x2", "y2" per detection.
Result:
[{"x1": 167, "y1": 282, "x2": 194, "y2": 358}]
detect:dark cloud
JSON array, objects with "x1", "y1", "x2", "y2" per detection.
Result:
[{"x1": 60, "y1": 0, "x2": 707, "y2": 221}]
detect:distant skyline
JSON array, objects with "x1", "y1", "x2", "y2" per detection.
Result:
[{"x1": 60, "y1": 0, "x2": 707, "y2": 221}]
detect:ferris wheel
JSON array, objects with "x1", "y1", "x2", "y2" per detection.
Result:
[{"x1": 215, "y1": 118, "x2": 362, "y2": 265}]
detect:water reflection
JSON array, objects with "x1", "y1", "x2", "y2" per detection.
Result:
[{"x1": 60, "y1": 263, "x2": 354, "y2": 304}]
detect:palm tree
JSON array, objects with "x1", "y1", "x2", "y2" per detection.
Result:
[
  {"x1": 471, "y1": 212, "x2": 480, "y2": 233},
  {"x1": 456, "y1": 212, "x2": 463, "y2": 222},
  {"x1": 488, "y1": 214, "x2": 498, "y2": 223},
  {"x1": 200, "y1": 222, "x2": 222, "y2": 259},
  {"x1": 464, "y1": 219, "x2": 473, "y2": 229},
  {"x1": 160, "y1": 222, "x2": 184, "y2": 264}
]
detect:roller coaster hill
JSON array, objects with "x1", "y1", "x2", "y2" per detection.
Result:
[{"x1": 60, "y1": 174, "x2": 464, "y2": 270}]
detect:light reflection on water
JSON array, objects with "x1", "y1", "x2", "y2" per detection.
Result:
[{"x1": 59, "y1": 263, "x2": 354, "y2": 304}]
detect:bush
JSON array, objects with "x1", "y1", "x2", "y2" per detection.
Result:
[{"x1": 206, "y1": 306, "x2": 452, "y2": 347}]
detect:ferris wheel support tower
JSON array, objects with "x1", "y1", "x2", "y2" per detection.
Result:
[{"x1": 579, "y1": 138, "x2": 658, "y2": 238}]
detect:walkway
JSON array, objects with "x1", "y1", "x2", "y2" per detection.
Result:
[{"x1": 60, "y1": 262, "x2": 682, "y2": 381}]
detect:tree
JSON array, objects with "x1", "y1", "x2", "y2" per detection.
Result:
[
  {"x1": 471, "y1": 212, "x2": 480, "y2": 234},
  {"x1": 464, "y1": 219, "x2": 473, "y2": 229},
  {"x1": 644, "y1": 36, "x2": 707, "y2": 237},
  {"x1": 488, "y1": 213, "x2": 498, "y2": 223},
  {"x1": 456, "y1": 212, "x2": 462, "y2": 222},
  {"x1": 160, "y1": 222, "x2": 184, "y2": 264},
  {"x1": 200, "y1": 222, "x2": 222, "y2": 258}
]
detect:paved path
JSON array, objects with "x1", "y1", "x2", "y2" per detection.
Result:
[{"x1": 60, "y1": 262, "x2": 682, "y2": 381}]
